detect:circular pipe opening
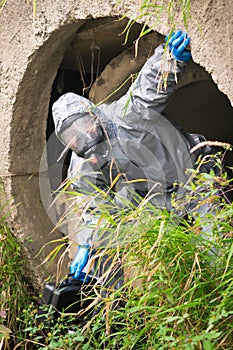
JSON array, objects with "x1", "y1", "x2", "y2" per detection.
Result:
[
  {"x1": 45, "y1": 18, "x2": 233, "y2": 234},
  {"x1": 9, "y1": 17, "x2": 233, "y2": 280}
]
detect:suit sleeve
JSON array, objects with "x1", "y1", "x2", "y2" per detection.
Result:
[{"x1": 128, "y1": 44, "x2": 186, "y2": 114}]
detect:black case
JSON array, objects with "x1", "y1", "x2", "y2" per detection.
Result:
[
  {"x1": 42, "y1": 282, "x2": 56, "y2": 305},
  {"x1": 38, "y1": 275, "x2": 96, "y2": 323}
]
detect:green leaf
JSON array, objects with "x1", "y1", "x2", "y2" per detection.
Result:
[
  {"x1": 204, "y1": 332, "x2": 222, "y2": 340},
  {"x1": 0, "y1": 325, "x2": 11, "y2": 339},
  {"x1": 83, "y1": 343, "x2": 95, "y2": 350},
  {"x1": 166, "y1": 291, "x2": 174, "y2": 304},
  {"x1": 184, "y1": 344, "x2": 194, "y2": 350},
  {"x1": 72, "y1": 335, "x2": 85, "y2": 342},
  {"x1": 203, "y1": 339, "x2": 214, "y2": 350},
  {"x1": 209, "y1": 169, "x2": 215, "y2": 178}
]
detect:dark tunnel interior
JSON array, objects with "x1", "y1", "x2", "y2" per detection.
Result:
[{"x1": 46, "y1": 18, "x2": 233, "y2": 194}]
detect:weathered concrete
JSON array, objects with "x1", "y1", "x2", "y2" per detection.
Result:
[
  {"x1": 0, "y1": 0, "x2": 232, "y2": 284},
  {"x1": 115, "y1": 0, "x2": 233, "y2": 103}
]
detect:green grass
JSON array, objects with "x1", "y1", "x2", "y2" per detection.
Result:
[
  {"x1": 14, "y1": 162, "x2": 233, "y2": 350},
  {"x1": 0, "y1": 2, "x2": 232, "y2": 348},
  {"x1": 0, "y1": 157, "x2": 232, "y2": 350},
  {"x1": 121, "y1": 0, "x2": 192, "y2": 46},
  {"x1": 82, "y1": 201, "x2": 233, "y2": 349},
  {"x1": 0, "y1": 186, "x2": 35, "y2": 350}
]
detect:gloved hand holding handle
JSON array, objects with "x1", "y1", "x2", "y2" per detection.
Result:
[
  {"x1": 166, "y1": 30, "x2": 192, "y2": 62},
  {"x1": 70, "y1": 245, "x2": 90, "y2": 281}
]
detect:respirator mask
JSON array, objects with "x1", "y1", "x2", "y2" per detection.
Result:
[
  {"x1": 52, "y1": 93, "x2": 104, "y2": 157},
  {"x1": 59, "y1": 113, "x2": 103, "y2": 157}
]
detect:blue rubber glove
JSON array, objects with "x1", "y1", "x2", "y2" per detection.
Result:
[
  {"x1": 167, "y1": 30, "x2": 192, "y2": 62},
  {"x1": 70, "y1": 245, "x2": 90, "y2": 281}
]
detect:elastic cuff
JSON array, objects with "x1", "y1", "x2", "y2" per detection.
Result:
[{"x1": 78, "y1": 244, "x2": 90, "y2": 249}]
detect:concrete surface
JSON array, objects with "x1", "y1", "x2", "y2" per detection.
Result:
[{"x1": 0, "y1": 0, "x2": 232, "y2": 285}]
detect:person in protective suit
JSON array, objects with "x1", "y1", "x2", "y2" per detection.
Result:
[{"x1": 52, "y1": 30, "x2": 215, "y2": 285}]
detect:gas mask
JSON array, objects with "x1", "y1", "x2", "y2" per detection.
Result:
[
  {"x1": 59, "y1": 113, "x2": 103, "y2": 157},
  {"x1": 52, "y1": 93, "x2": 104, "y2": 157}
]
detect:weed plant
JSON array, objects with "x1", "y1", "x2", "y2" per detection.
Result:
[
  {"x1": 0, "y1": 185, "x2": 35, "y2": 350},
  {"x1": 80, "y1": 177, "x2": 233, "y2": 349},
  {"x1": 19, "y1": 164, "x2": 233, "y2": 350},
  {"x1": 121, "y1": 0, "x2": 191, "y2": 46},
  {"x1": 1, "y1": 1, "x2": 232, "y2": 349}
]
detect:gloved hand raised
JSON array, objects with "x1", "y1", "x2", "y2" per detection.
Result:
[
  {"x1": 167, "y1": 30, "x2": 192, "y2": 62},
  {"x1": 70, "y1": 245, "x2": 90, "y2": 281}
]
